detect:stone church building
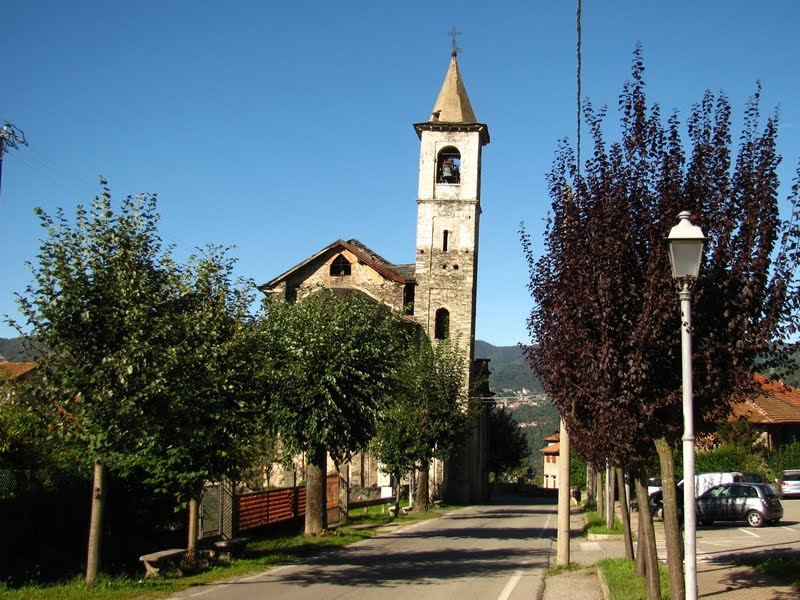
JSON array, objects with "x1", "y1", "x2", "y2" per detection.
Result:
[{"x1": 259, "y1": 51, "x2": 490, "y2": 504}]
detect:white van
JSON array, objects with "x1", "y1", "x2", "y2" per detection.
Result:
[{"x1": 694, "y1": 472, "x2": 763, "y2": 497}]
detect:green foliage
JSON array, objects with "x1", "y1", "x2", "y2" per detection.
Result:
[
  {"x1": 372, "y1": 334, "x2": 470, "y2": 483},
  {"x1": 570, "y1": 451, "x2": 587, "y2": 488},
  {"x1": 486, "y1": 405, "x2": 529, "y2": 479},
  {"x1": 767, "y1": 440, "x2": 800, "y2": 478},
  {"x1": 13, "y1": 181, "x2": 181, "y2": 468},
  {"x1": 695, "y1": 443, "x2": 764, "y2": 475},
  {"x1": 257, "y1": 291, "x2": 408, "y2": 464}
]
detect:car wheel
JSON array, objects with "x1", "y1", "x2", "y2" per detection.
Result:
[
  {"x1": 654, "y1": 503, "x2": 664, "y2": 520},
  {"x1": 746, "y1": 511, "x2": 765, "y2": 528}
]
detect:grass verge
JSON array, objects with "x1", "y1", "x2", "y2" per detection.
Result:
[
  {"x1": 597, "y1": 558, "x2": 670, "y2": 599},
  {"x1": 0, "y1": 503, "x2": 454, "y2": 600},
  {"x1": 585, "y1": 511, "x2": 624, "y2": 535}
]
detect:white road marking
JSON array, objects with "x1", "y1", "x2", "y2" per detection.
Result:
[
  {"x1": 737, "y1": 527, "x2": 759, "y2": 537},
  {"x1": 497, "y1": 572, "x2": 523, "y2": 600}
]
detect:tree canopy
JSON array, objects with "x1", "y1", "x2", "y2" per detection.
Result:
[
  {"x1": 256, "y1": 291, "x2": 409, "y2": 533},
  {"x1": 522, "y1": 48, "x2": 800, "y2": 598}
]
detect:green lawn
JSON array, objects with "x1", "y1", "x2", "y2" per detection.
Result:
[{"x1": 597, "y1": 558, "x2": 670, "y2": 600}]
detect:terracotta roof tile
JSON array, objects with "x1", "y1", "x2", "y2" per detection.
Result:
[{"x1": 0, "y1": 362, "x2": 36, "y2": 380}]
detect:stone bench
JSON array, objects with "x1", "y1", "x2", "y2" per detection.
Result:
[
  {"x1": 139, "y1": 548, "x2": 186, "y2": 578},
  {"x1": 213, "y1": 536, "x2": 249, "y2": 561},
  {"x1": 388, "y1": 506, "x2": 411, "y2": 517}
]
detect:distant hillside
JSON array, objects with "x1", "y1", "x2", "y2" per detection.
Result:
[
  {"x1": 475, "y1": 340, "x2": 543, "y2": 394},
  {"x1": 0, "y1": 337, "x2": 30, "y2": 362}
]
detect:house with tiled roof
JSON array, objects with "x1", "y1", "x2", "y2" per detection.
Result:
[
  {"x1": 730, "y1": 373, "x2": 800, "y2": 449},
  {"x1": 539, "y1": 432, "x2": 561, "y2": 489}
]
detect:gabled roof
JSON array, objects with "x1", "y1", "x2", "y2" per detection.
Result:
[
  {"x1": 258, "y1": 239, "x2": 414, "y2": 292},
  {"x1": 543, "y1": 432, "x2": 559, "y2": 443},
  {"x1": 731, "y1": 374, "x2": 800, "y2": 424},
  {"x1": 540, "y1": 442, "x2": 560, "y2": 455},
  {"x1": 414, "y1": 52, "x2": 489, "y2": 145},
  {"x1": 0, "y1": 362, "x2": 36, "y2": 380}
]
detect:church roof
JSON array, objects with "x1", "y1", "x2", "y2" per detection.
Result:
[
  {"x1": 414, "y1": 52, "x2": 489, "y2": 145},
  {"x1": 430, "y1": 51, "x2": 478, "y2": 123},
  {"x1": 258, "y1": 239, "x2": 414, "y2": 292}
]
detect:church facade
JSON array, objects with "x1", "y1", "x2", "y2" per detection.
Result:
[{"x1": 259, "y1": 51, "x2": 490, "y2": 504}]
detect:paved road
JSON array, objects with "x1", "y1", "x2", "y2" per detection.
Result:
[{"x1": 170, "y1": 496, "x2": 557, "y2": 600}]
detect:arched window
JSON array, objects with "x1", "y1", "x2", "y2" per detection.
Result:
[
  {"x1": 330, "y1": 254, "x2": 351, "y2": 276},
  {"x1": 436, "y1": 147, "x2": 461, "y2": 184},
  {"x1": 434, "y1": 308, "x2": 450, "y2": 340}
]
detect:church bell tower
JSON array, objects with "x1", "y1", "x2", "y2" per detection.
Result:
[
  {"x1": 413, "y1": 50, "x2": 489, "y2": 368},
  {"x1": 413, "y1": 50, "x2": 489, "y2": 503}
]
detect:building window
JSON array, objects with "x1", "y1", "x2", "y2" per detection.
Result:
[
  {"x1": 434, "y1": 308, "x2": 449, "y2": 340},
  {"x1": 437, "y1": 147, "x2": 461, "y2": 184},
  {"x1": 330, "y1": 254, "x2": 351, "y2": 276},
  {"x1": 403, "y1": 283, "x2": 415, "y2": 315},
  {"x1": 443, "y1": 229, "x2": 450, "y2": 251}
]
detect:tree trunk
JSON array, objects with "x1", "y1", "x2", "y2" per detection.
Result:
[
  {"x1": 187, "y1": 495, "x2": 200, "y2": 559},
  {"x1": 586, "y1": 463, "x2": 596, "y2": 509},
  {"x1": 634, "y1": 468, "x2": 661, "y2": 599},
  {"x1": 415, "y1": 461, "x2": 430, "y2": 511},
  {"x1": 85, "y1": 458, "x2": 105, "y2": 585},
  {"x1": 655, "y1": 436, "x2": 685, "y2": 600},
  {"x1": 394, "y1": 470, "x2": 402, "y2": 517},
  {"x1": 616, "y1": 467, "x2": 634, "y2": 560},
  {"x1": 605, "y1": 463, "x2": 614, "y2": 530},
  {"x1": 635, "y1": 501, "x2": 646, "y2": 575},
  {"x1": 305, "y1": 446, "x2": 327, "y2": 535},
  {"x1": 596, "y1": 469, "x2": 604, "y2": 518}
]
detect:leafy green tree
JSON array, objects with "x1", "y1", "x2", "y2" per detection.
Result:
[
  {"x1": 129, "y1": 246, "x2": 270, "y2": 558},
  {"x1": 695, "y1": 443, "x2": 764, "y2": 475},
  {"x1": 486, "y1": 405, "x2": 529, "y2": 482},
  {"x1": 12, "y1": 181, "x2": 181, "y2": 584},
  {"x1": 522, "y1": 48, "x2": 800, "y2": 599},
  {"x1": 373, "y1": 334, "x2": 471, "y2": 512},
  {"x1": 256, "y1": 291, "x2": 407, "y2": 535}
]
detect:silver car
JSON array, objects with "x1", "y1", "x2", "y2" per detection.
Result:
[
  {"x1": 776, "y1": 470, "x2": 800, "y2": 499},
  {"x1": 696, "y1": 482, "x2": 783, "y2": 527}
]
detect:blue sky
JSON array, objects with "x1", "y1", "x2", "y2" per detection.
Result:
[{"x1": 1, "y1": 1, "x2": 798, "y2": 347}]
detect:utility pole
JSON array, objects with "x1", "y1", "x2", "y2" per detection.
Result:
[{"x1": 0, "y1": 121, "x2": 28, "y2": 198}]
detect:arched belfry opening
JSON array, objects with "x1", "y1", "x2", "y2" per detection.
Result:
[
  {"x1": 434, "y1": 308, "x2": 450, "y2": 339},
  {"x1": 436, "y1": 146, "x2": 461, "y2": 184},
  {"x1": 330, "y1": 254, "x2": 351, "y2": 276}
]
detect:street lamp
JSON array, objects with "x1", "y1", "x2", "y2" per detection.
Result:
[{"x1": 666, "y1": 210, "x2": 709, "y2": 600}]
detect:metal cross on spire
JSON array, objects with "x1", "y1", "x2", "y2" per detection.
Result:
[{"x1": 448, "y1": 26, "x2": 462, "y2": 55}]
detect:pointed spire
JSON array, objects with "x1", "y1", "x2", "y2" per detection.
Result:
[{"x1": 429, "y1": 51, "x2": 478, "y2": 123}]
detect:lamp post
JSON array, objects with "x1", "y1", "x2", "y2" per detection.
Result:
[{"x1": 666, "y1": 210, "x2": 709, "y2": 600}]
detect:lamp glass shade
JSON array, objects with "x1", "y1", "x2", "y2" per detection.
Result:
[{"x1": 666, "y1": 211, "x2": 708, "y2": 279}]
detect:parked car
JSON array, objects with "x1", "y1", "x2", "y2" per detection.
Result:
[
  {"x1": 775, "y1": 470, "x2": 800, "y2": 498},
  {"x1": 649, "y1": 481, "x2": 683, "y2": 520},
  {"x1": 695, "y1": 483, "x2": 782, "y2": 528}
]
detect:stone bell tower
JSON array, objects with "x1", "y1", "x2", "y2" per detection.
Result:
[{"x1": 413, "y1": 50, "x2": 490, "y2": 503}]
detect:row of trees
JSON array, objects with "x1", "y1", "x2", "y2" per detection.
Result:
[
  {"x1": 3, "y1": 179, "x2": 526, "y2": 584},
  {"x1": 523, "y1": 47, "x2": 800, "y2": 599}
]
